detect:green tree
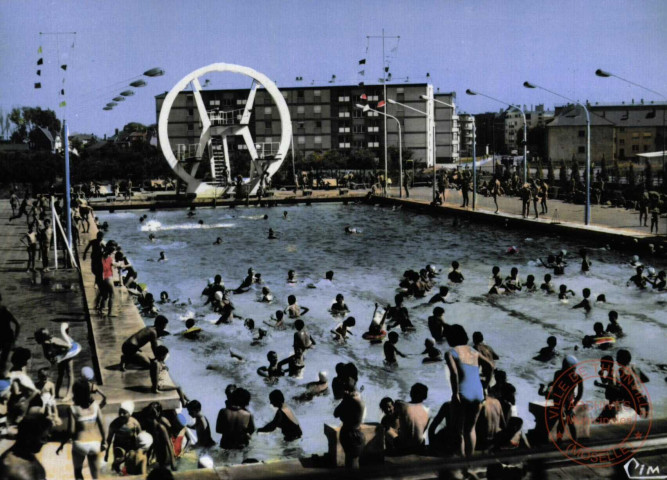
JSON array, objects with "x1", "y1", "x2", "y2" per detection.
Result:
[
  {"x1": 547, "y1": 159, "x2": 555, "y2": 186},
  {"x1": 570, "y1": 157, "x2": 581, "y2": 185},
  {"x1": 612, "y1": 159, "x2": 621, "y2": 183},
  {"x1": 559, "y1": 159, "x2": 568, "y2": 186},
  {"x1": 123, "y1": 122, "x2": 148, "y2": 133},
  {"x1": 627, "y1": 163, "x2": 635, "y2": 187},
  {"x1": 599, "y1": 156, "x2": 608, "y2": 182},
  {"x1": 536, "y1": 159, "x2": 543, "y2": 180},
  {"x1": 644, "y1": 159, "x2": 653, "y2": 189},
  {"x1": 349, "y1": 149, "x2": 376, "y2": 170}
]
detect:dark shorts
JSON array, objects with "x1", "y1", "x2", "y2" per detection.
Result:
[
  {"x1": 122, "y1": 342, "x2": 140, "y2": 357},
  {"x1": 340, "y1": 427, "x2": 364, "y2": 458}
]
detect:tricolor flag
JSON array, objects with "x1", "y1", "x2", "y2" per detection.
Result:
[
  {"x1": 377, "y1": 100, "x2": 386, "y2": 109},
  {"x1": 360, "y1": 94, "x2": 367, "y2": 100},
  {"x1": 38, "y1": 46, "x2": 42, "y2": 54}
]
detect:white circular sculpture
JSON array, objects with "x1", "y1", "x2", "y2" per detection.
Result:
[{"x1": 158, "y1": 63, "x2": 292, "y2": 196}]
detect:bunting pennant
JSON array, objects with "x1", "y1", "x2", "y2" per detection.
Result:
[
  {"x1": 60, "y1": 89, "x2": 65, "y2": 95},
  {"x1": 358, "y1": 70, "x2": 365, "y2": 76},
  {"x1": 37, "y1": 58, "x2": 43, "y2": 65},
  {"x1": 360, "y1": 94, "x2": 367, "y2": 100},
  {"x1": 59, "y1": 101, "x2": 67, "y2": 107},
  {"x1": 359, "y1": 59, "x2": 366, "y2": 65},
  {"x1": 358, "y1": 82, "x2": 365, "y2": 87},
  {"x1": 38, "y1": 46, "x2": 42, "y2": 54},
  {"x1": 36, "y1": 70, "x2": 41, "y2": 76},
  {"x1": 377, "y1": 100, "x2": 386, "y2": 109},
  {"x1": 60, "y1": 64, "x2": 67, "y2": 71},
  {"x1": 384, "y1": 66, "x2": 389, "y2": 73},
  {"x1": 34, "y1": 83, "x2": 41, "y2": 89}
]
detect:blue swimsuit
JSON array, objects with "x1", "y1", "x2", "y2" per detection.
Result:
[{"x1": 449, "y1": 347, "x2": 484, "y2": 402}]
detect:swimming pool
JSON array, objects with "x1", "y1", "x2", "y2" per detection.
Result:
[{"x1": 99, "y1": 203, "x2": 667, "y2": 465}]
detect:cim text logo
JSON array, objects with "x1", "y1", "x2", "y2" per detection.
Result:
[{"x1": 625, "y1": 458, "x2": 666, "y2": 479}]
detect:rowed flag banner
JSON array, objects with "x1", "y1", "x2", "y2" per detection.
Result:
[
  {"x1": 37, "y1": 58, "x2": 43, "y2": 65},
  {"x1": 377, "y1": 100, "x2": 386, "y2": 109},
  {"x1": 34, "y1": 83, "x2": 41, "y2": 89},
  {"x1": 360, "y1": 94, "x2": 367, "y2": 100},
  {"x1": 358, "y1": 70, "x2": 365, "y2": 76},
  {"x1": 359, "y1": 59, "x2": 366, "y2": 65},
  {"x1": 38, "y1": 46, "x2": 42, "y2": 54}
]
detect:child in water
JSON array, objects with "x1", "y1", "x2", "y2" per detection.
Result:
[
  {"x1": 384, "y1": 331, "x2": 407, "y2": 366},
  {"x1": 558, "y1": 284, "x2": 576, "y2": 301},
  {"x1": 421, "y1": 338, "x2": 442, "y2": 363}
]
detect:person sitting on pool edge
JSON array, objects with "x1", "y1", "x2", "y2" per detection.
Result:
[{"x1": 120, "y1": 315, "x2": 169, "y2": 371}]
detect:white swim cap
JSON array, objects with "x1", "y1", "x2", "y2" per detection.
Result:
[
  {"x1": 564, "y1": 355, "x2": 578, "y2": 367},
  {"x1": 632, "y1": 255, "x2": 639, "y2": 262},
  {"x1": 198, "y1": 454, "x2": 214, "y2": 469},
  {"x1": 81, "y1": 366, "x2": 94, "y2": 381},
  {"x1": 137, "y1": 431, "x2": 153, "y2": 449},
  {"x1": 648, "y1": 267, "x2": 656, "y2": 275},
  {"x1": 318, "y1": 371, "x2": 328, "y2": 382},
  {"x1": 214, "y1": 291, "x2": 223, "y2": 302},
  {"x1": 120, "y1": 401, "x2": 135, "y2": 415}
]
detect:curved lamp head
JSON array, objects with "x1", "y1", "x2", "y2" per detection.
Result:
[
  {"x1": 355, "y1": 104, "x2": 370, "y2": 112},
  {"x1": 595, "y1": 69, "x2": 612, "y2": 78},
  {"x1": 465, "y1": 89, "x2": 478, "y2": 96},
  {"x1": 387, "y1": 98, "x2": 397, "y2": 105},
  {"x1": 523, "y1": 81, "x2": 537, "y2": 89},
  {"x1": 419, "y1": 94, "x2": 428, "y2": 100}
]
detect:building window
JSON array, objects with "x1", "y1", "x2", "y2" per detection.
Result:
[
  {"x1": 644, "y1": 145, "x2": 649, "y2": 152},
  {"x1": 367, "y1": 110, "x2": 379, "y2": 117},
  {"x1": 339, "y1": 141, "x2": 350, "y2": 149},
  {"x1": 578, "y1": 130, "x2": 585, "y2": 138},
  {"x1": 643, "y1": 132, "x2": 652, "y2": 138},
  {"x1": 238, "y1": 144, "x2": 248, "y2": 150},
  {"x1": 314, "y1": 90, "x2": 321, "y2": 97},
  {"x1": 223, "y1": 98, "x2": 232, "y2": 106},
  {"x1": 338, "y1": 96, "x2": 350, "y2": 102},
  {"x1": 578, "y1": 146, "x2": 585, "y2": 153},
  {"x1": 188, "y1": 109, "x2": 194, "y2": 116},
  {"x1": 632, "y1": 132, "x2": 640, "y2": 139},
  {"x1": 353, "y1": 125, "x2": 364, "y2": 134},
  {"x1": 264, "y1": 107, "x2": 272, "y2": 114},
  {"x1": 353, "y1": 109, "x2": 363, "y2": 118},
  {"x1": 236, "y1": 98, "x2": 247, "y2": 106},
  {"x1": 264, "y1": 121, "x2": 271, "y2": 129},
  {"x1": 619, "y1": 139, "x2": 625, "y2": 145},
  {"x1": 339, "y1": 111, "x2": 350, "y2": 118},
  {"x1": 297, "y1": 122, "x2": 305, "y2": 130},
  {"x1": 369, "y1": 95, "x2": 379, "y2": 101},
  {"x1": 397, "y1": 93, "x2": 405, "y2": 102},
  {"x1": 315, "y1": 121, "x2": 322, "y2": 128},
  {"x1": 297, "y1": 90, "x2": 304, "y2": 99},
  {"x1": 187, "y1": 123, "x2": 194, "y2": 131},
  {"x1": 368, "y1": 141, "x2": 379, "y2": 148},
  {"x1": 282, "y1": 92, "x2": 288, "y2": 99},
  {"x1": 631, "y1": 144, "x2": 639, "y2": 152},
  {"x1": 297, "y1": 136, "x2": 305, "y2": 144},
  {"x1": 314, "y1": 136, "x2": 322, "y2": 144},
  {"x1": 209, "y1": 100, "x2": 220, "y2": 106},
  {"x1": 264, "y1": 137, "x2": 273, "y2": 143},
  {"x1": 619, "y1": 127, "x2": 625, "y2": 132},
  {"x1": 313, "y1": 105, "x2": 322, "y2": 114},
  {"x1": 297, "y1": 106, "x2": 305, "y2": 114},
  {"x1": 353, "y1": 140, "x2": 364, "y2": 149}
]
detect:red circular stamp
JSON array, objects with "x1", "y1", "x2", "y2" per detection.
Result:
[{"x1": 544, "y1": 358, "x2": 652, "y2": 468}]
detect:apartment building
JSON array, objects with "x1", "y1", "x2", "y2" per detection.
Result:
[
  {"x1": 547, "y1": 102, "x2": 666, "y2": 163},
  {"x1": 504, "y1": 104, "x2": 554, "y2": 150},
  {"x1": 155, "y1": 83, "x2": 459, "y2": 171}
]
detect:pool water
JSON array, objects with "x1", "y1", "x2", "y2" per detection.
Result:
[{"x1": 99, "y1": 203, "x2": 667, "y2": 465}]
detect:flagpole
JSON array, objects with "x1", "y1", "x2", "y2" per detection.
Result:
[{"x1": 382, "y1": 28, "x2": 388, "y2": 197}]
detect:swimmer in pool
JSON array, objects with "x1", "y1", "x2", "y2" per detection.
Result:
[
  {"x1": 384, "y1": 331, "x2": 407, "y2": 366},
  {"x1": 572, "y1": 288, "x2": 592, "y2": 313},
  {"x1": 524, "y1": 275, "x2": 537, "y2": 292},
  {"x1": 540, "y1": 274, "x2": 556, "y2": 294},
  {"x1": 277, "y1": 347, "x2": 306, "y2": 377},
  {"x1": 259, "y1": 286, "x2": 273, "y2": 303},
  {"x1": 148, "y1": 233, "x2": 156, "y2": 242},
  {"x1": 285, "y1": 294, "x2": 309, "y2": 318},
  {"x1": 263, "y1": 215, "x2": 268, "y2": 220},
  {"x1": 266, "y1": 310, "x2": 286, "y2": 329},
  {"x1": 421, "y1": 338, "x2": 442, "y2": 363},
  {"x1": 187, "y1": 211, "x2": 196, "y2": 217},
  {"x1": 234, "y1": 268, "x2": 255, "y2": 294},
  {"x1": 580, "y1": 249, "x2": 592, "y2": 273},
  {"x1": 539, "y1": 255, "x2": 557, "y2": 269},
  {"x1": 283, "y1": 211, "x2": 288, "y2": 219},
  {"x1": 244, "y1": 319, "x2": 267, "y2": 346},
  {"x1": 268, "y1": 228, "x2": 277, "y2": 239},
  {"x1": 504, "y1": 267, "x2": 522, "y2": 292},
  {"x1": 448, "y1": 261, "x2": 464, "y2": 283},
  {"x1": 213, "y1": 237, "x2": 222, "y2": 245},
  {"x1": 159, "y1": 291, "x2": 170, "y2": 304},
  {"x1": 344, "y1": 226, "x2": 359, "y2": 234},
  {"x1": 533, "y1": 335, "x2": 558, "y2": 362},
  {"x1": 488, "y1": 276, "x2": 506, "y2": 295},
  {"x1": 605, "y1": 311, "x2": 624, "y2": 337},
  {"x1": 331, "y1": 317, "x2": 355, "y2": 343},
  {"x1": 650, "y1": 270, "x2": 666, "y2": 291},
  {"x1": 330, "y1": 294, "x2": 350, "y2": 316},
  {"x1": 293, "y1": 319, "x2": 316, "y2": 350},
  {"x1": 287, "y1": 270, "x2": 297, "y2": 284},
  {"x1": 427, "y1": 307, "x2": 448, "y2": 342},
  {"x1": 558, "y1": 284, "x2": 576, "y2": 301},
  {"x1": 257, "y1": 351, "x2": 283, "y2": 378},
  {"x1": 216, "y1": 296, "x2": 242, "y2": 325},
  {"x1": 428, "y1": 286, "x2": 450, "y2": 304},
  {"x1": 582, "y1": 322, "x2": 614, "y2": 350},
  {"x1": 293, "y1": 371, "x2": 329, "y2": 402},
  {"x1": 627, "y1": 266, "x2": 647, "y2": 289},
  {"x1": 491, "y1": 266, "x2": 502, "y2": 286},
  {"x1": 366, "y1": 303, "x2": 387, "y2": 337},
  {"x1": 198, "y1": 220, "x2": 204, "y2": 225},
  {"x1": 183, "y1": 319, "x2": 202, "y2": 340},
  {"x1": 385, "y1": 294, "x2": 414, "y2": 332},
  {"x1": 157, "y1": 251, "x2": 167, "y2": 262}
]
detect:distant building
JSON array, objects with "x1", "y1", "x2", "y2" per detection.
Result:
[
  {"x1": 31, "y1": 127, "x2": 62, "y2": 153},
  {"x1": 547, "y1": 102, "x2": 666, "y2": 163},
  {"x1": 504, "y1": 104, "x2": 554, "y2": 151},
  {"x1": 155, "y1": 83, "x2": 460, "y2": 179},
  {"x1": 458, "y1": 114, "x2": 475, "y2": 157}
]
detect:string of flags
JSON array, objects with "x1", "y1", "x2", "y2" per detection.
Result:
[{"x1": 35, "y1": 32, "x2": 76, "y2": 109}]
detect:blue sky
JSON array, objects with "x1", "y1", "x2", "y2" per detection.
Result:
[{"x1": 1, "y1": 0, "x2": 665, "y2": 137}]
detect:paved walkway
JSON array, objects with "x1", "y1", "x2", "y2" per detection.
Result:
[{"x1": 389, "y1": 186, "x2": 666, "y2": 238}]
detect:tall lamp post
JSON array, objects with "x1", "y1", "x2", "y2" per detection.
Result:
[
  {"x1": 466, "y1": 89, "x2": 527, "y2": 183},
  {"x1": 595, "y1": 69, "x2": 666, "y2": 190},
  {"x1": 523, "y1": 81, "x2": 591, "y2": 226},
  {"x1": 356, "y1": 104, "x2": 403, "y2": 197}
]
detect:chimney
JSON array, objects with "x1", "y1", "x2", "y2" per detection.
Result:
[{"x1": 115, "y1": 128, "x2": 119, "y2": 135}]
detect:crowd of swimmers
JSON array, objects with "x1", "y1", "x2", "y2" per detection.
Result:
[{"x1": 1, "y1": 193, "x2": 665, "y2": 479}]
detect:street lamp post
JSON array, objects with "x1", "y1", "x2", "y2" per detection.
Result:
[
  {"x1": 466, "y1": 89, "x2": 527, "y2": 184},
  {"x1": 595, "y1": 69, "x2": 666, "y2": 191},
  {"x1": 356, "y1": 104, "x2": 403, "y2": 197},
  {"x1": 523, "y1": 81, "x2": 591, "y2": 226}
]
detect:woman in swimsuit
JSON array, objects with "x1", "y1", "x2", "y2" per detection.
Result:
[
  {"x1": 57, "y1": 379, "x2": 106, "y2": 479},
  {"x1": 445, "y1": 324, "x2": 494, "y2": 457}
]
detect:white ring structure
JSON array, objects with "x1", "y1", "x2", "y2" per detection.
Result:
[{"x1": 158, "y1": 63, "x2": 292, "y2": 196}]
